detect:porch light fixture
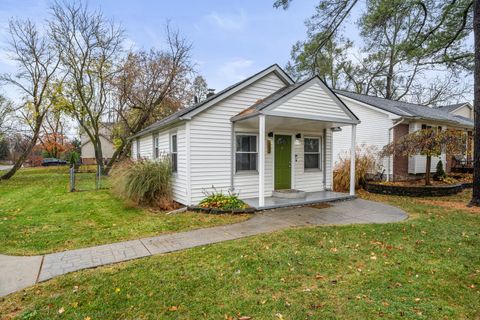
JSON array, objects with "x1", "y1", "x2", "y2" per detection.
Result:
[
  {"x1": 330, "y1": 127, "x2": 342, "y2": 132},
  {"x1": 268, "y1": 132, "x2": 274, "y2": 138},
  {"x1": 295, "y1": 133, "x2": 301, "y2": 146}
]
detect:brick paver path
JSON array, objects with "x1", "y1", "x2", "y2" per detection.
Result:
[{"x1": 0, "y1": 199, "x2": 407, "y2": 297}]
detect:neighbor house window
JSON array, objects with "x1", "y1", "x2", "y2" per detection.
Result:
[
  {"x1": 153, "y1": 134, "x2": 160, "y2": 159},
  {"x1": 421, "y1": 124, "x2": 432, "y2": 130},
  {"x1": 170, "y1": 134, "x2": 177, "y2": 172},
  {"x1": 304, "y1": 137, "x2": 321, "y2": 170},
  {"x1": 236, "y1": 134, "x2": 257, "y2": 171}
]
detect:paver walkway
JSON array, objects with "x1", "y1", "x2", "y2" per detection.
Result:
[{"x1": 0, "y1": 199, "x2": 407, "y2": 297}]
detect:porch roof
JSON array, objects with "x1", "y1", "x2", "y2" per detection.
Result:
[{"x1": 231, "y1": 76, "x2": 360, "y2": 125}]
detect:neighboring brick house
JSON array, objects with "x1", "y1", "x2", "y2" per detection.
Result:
[
  {"x1": 80, "y1": 124, "x2": 115, "y2": 165},
  {"x1": 333, "y1": 91, "x2": 474, "y2": 181},
  {"x1": 435, "y1": 103, "x2": 475, "y2": 170}
]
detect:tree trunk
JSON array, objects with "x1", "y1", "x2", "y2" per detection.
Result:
[
  {"x1": 425, "y1": 155, "x2": 432, "y2": 186},
  {"x1": 1, "y1": 124, "x2": 42, "y2": 180},
  {"x1": 104, "y1": 139, "x2": 130, "y2": 175},
  {"x1": 470, "y1": 0, "x2": 480, "y2": 206},
  {"x1": 93, "y1": 139, "x2": 105, "y2": 175}
]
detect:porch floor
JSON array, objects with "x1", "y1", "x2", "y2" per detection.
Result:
[{"x1": 243, "y1": 191, "x2": 355, "y2": 210}]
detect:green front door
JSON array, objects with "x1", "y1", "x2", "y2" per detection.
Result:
[{"x1": 274, "y1": 135, "x2": 292, "y2": 190}]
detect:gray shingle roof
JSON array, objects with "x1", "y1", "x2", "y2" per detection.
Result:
[
  {"x1": 434, "y1": 102, "x2": 470, "y2": 113},
  {"x1": 131, "y1": 64, "x2": 293, "y2": 139},
  {"x1": 334, "y1": 90, "x2": 473, "y2": 128}
]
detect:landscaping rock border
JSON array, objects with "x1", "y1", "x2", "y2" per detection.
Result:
[
  {"x1": 187, "y1": 206, "x2": 256, "y2": 214},
  {"x1": 365, "y1": 182, "x2": 472, "y2": 197}
]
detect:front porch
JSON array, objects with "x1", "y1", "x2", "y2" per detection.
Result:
[
  {"x1": 243, "y1": 190, "x2": 355, "y2": 210},
  {"x1": 230, "y1": 76, "x2": 361, "y2": 208}
]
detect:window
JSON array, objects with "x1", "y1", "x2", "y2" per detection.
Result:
[
  {"x1": 153, "y1": 134, "x2": 160, "y2": 159},
  {"x1": 236, "y1": 134, "x2": 257, "y2": 171},
  {"x1": 170, "y1": 134, "x2": 177, "y2": 172},
  {"x1": 304, "y1": 137, "x2": 321, "y2": 170}
]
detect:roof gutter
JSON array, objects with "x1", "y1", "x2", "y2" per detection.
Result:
[{"x1": 128, "y1": 118, "x2": 184, "y2": 141}]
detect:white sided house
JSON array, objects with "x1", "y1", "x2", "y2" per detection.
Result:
[
  {"x1": 131, "y1": 64, "x2": 360, "y2": 209},
  {"x1": 332, "y1": 91, "x2": 474, "y2": 180}
]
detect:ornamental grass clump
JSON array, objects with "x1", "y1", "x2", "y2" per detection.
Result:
[
  {"x1": 111, "y1": 158, "x2": 174, "y2": 209},
  {"x1": 333, "y1": 144, "x2": 380, "y2": 192},
  {"x1": 199, "y1": 188, "x2": 248, "y2": 210}
]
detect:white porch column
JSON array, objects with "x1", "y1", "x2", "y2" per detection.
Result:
[
  {"x1": 258, "y1": 115, "x2": 266, "y2": 207},
  {"x1": 350, "y1": 124, "x2": 357, "y2": 196}
]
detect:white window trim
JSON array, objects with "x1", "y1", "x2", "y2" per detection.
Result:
[
  {"x1": 170, "y1": 133, "x2": 178, "y2": 173},
  {"x1": 235, "y1": 133, "x2": 259, "y2": 174},
  {"x1": 153, "y1": 133, "x2": 160, "y2": 159},
  {"x1": 304, "y1": 136, "x2": 322, "y2": 171}
]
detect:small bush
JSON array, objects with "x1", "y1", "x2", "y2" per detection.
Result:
[
  {"x1": 333, "y1": 144, "x2": 380, "y2": 192},
  {"x1": 111, "y1": 158, "x2": 174, "y2": 209},
  {"x1": 433, "y1": 160, "x2": 447, "y2": 180},
  {"x1": 199, "y1": 188, "x2": 248, "y2": 210}
]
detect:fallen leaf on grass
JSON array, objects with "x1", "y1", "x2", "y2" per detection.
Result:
[
  {"x1": 168, "y1": 306, "x2": 178, "y2": 311},
  {"x1": 58, "y1": 307, "x2": 65, "y2": 314}
]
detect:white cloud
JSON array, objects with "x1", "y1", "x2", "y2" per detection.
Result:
[
  {"x1": 205, "y1": 10, "x2": 247, "y2": 31},
  {"x1": 217, "y1": 58, "x2": 254, "y2": 83}
]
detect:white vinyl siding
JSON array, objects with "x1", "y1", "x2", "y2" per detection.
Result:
[
  {"x1": 134, "y1": 123, "x2": 188, "y2": 205},
  {"x1": 333, "y1": 98, "x2": 393, "y2": 174},
  {"x1": 294, "y1": 132, "x2": 327, "y2": 192},
  {"x1": 138, "y1": 134, "x2": 153, "y2": 159},
  {"x1": 271, "y1": 81, "x2": 351, "y2": 120},
  {"x1": 190, "y1": 72, "x2": 287, "y2": 203},
  {"x1": 452, "y1": 105, "x2": 473, "y2": 120}
]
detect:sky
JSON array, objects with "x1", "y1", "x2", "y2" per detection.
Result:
[{"x1": 0, "y1": 0, "x2": 326, "y2": 97}]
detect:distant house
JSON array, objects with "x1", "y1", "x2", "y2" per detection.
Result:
[
  {"x1": 332, "y1": 91, "x2": 474, "y2": 180},
  {"x1": 131, "y1": 64, "x2": 360, "y2": 208},
  {"x1": 80, "y1": 125, "x2": 115, "y2": 165}
]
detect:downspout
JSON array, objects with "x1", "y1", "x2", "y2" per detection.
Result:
[
  {"x1": 387, "y1": 118, "x2": 406, "y2": 181},
  {"x1": 230, "y1": 121, "x2": 235, "y2": 191},
  {"x1": 323, "y1": 128, "x2": 327, "y2": 190}
]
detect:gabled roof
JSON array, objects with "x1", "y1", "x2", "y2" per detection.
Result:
[
  {"x1": 232, "y1": 76, "x2": 360, "y2": 124},
  {"x1": 434, "y1": 102, "x2": 472, "y2": 113},
  {"x1": 334, "y1": 90, "x2": 473, "y2": 128},
  {"x1": 131, "y1": 64, "x2": 293, "y2": 139}
]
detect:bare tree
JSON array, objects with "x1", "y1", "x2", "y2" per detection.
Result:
[
  {"x1": 192, "y1": 75, "x2": 208, "y2": 104},
  {"x1": 48, "y1": 1, "x2": 124, "y2": 173},
  {"x1": 106, "y1": 27, "x2": 194, "y2": 173},
  {"x1": 0, "y1": 94, "x2": 13, "y2": 136},
  {"x1": 0, "y1": 19, "x2": 59, "y2": 180}
]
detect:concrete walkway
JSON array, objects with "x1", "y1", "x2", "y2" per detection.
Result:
[{"x1": 0, "y1": 199, "x2": 407, "y2": 297}]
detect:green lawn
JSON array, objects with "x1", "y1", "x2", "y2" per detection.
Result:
[
  {"x1": 1, "y1": 190, "x2": 479, "y2": 319},
  {"x1": 0, "y1": 167, "x2": 249, "y2": 255}
]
